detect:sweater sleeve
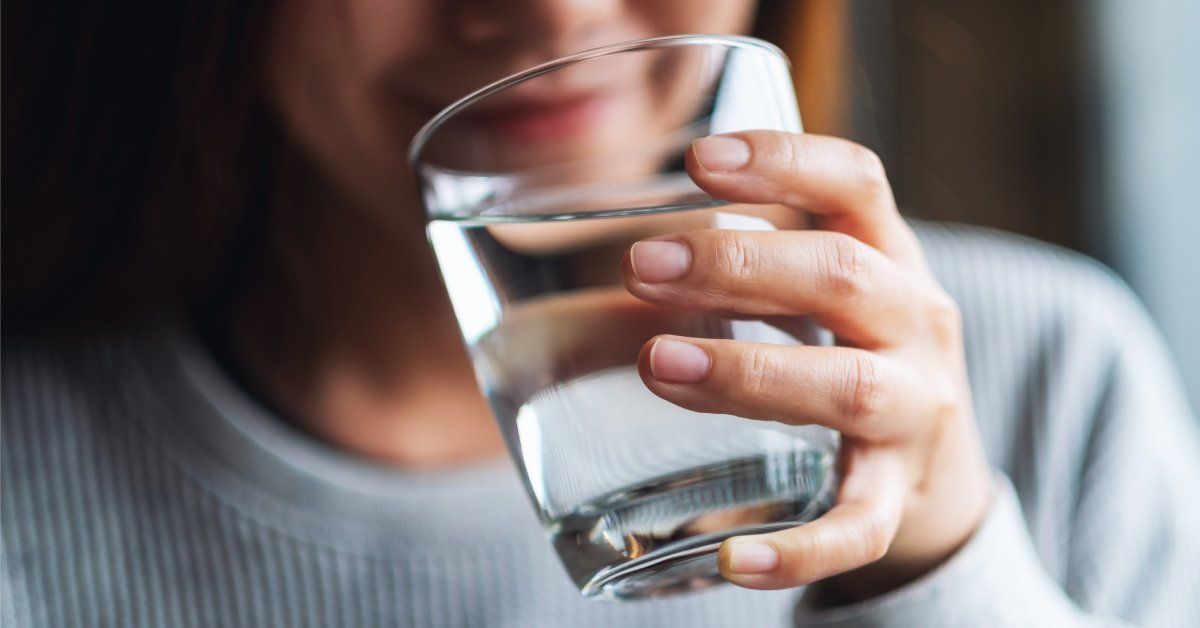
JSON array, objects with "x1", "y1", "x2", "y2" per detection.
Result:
[
  {"x1": 792, "y1": 249, "x2": 1200, "y2": 627},
  {"x1": 792, "y1": 475, "x2": 1128, "y2": 627}
]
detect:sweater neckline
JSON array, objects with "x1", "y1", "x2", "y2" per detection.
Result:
[{"x1": 126, "y1": 320, "x2": 536, "y2": 550}]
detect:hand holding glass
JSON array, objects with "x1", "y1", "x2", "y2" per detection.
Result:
[{"x1": 410, "y1": 35, "x2": 839, "y2": 600}]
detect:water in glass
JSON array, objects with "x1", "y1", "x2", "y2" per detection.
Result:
[{"x1": 427, "y1": 207, "x2": 838, "y2": 599}]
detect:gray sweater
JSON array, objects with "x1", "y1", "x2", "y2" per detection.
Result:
[{"x1": 3, "y1": 222, "x2": 1199, "y2": 627}]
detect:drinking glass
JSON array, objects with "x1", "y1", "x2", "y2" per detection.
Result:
[{"x1": 409, "y1": 34, "x2": 839, "y2": 600}]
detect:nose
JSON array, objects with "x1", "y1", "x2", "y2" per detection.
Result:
[{"x1": 449, "y1": 0, "x2": 622, "y2": 49}]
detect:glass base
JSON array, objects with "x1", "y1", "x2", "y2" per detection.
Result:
[{"x1": 579, "y1": 520, "x2": 802, "y2": 600}]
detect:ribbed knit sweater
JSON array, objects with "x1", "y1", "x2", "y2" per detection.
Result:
[{"x1": 3, "y1": 222, "x2": 1199, "y2": 627}]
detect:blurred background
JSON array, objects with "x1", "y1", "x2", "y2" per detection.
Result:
[{"x1": 775, "y1": 0, "x2": 1199, "y2": 415}]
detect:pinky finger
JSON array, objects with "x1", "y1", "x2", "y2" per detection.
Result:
[{"x1": 717, "y1": 445, "x2": 906, "y2": 590}]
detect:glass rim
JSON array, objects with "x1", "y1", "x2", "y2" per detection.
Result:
[{"x1": 406, "y1": 33, "x2": 789, "y2": 169}]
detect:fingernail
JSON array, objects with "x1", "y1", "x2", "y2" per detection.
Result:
[
  {"x1": 693, "y1": 136, "x2": 751, "y2": 172},
  {"x1": 630, "y1": 240, "x2": 691, "y2": 283},
  {"x1": 728, "y1": 540, "x2": 779, "y2": 574},
  {"x1": 649, "y1": 338, "x2": 711, "y2": 383}
]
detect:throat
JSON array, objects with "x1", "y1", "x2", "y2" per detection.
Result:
[
  {"x1": 298, "y1": 364, "x2": 508, "y2": 469},
  {"x1": 203, "y1": 284, "x2": 509, "y2": 470},
  {"x1": 200, "y1": 176, "x2": 509, "y2": 469}
]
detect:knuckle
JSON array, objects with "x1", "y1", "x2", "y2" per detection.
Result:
[
  {"x1": 773, "y1": 532, "x2": 822, "y2": 584},
  {"x1": 924, "y1": 289, "x2": 963, "y2": 346},
  {"x1": 782, "y1": 134, "x2": 812, "y2": 172},
  {"x1": 928, "y1": 379, "x2": 961, "y2": 425},
  {"x1": 848, "y1": 144, "x2": 889, "y2": 195},
  {"x1": 839, "y1": 352, "x2": 885, "y2": 423},
  {"x1": 735, "y1": 345, "x2": 781, "y2": 405},
  {"x1": 859, "y1": 510, "x2": 893, "y2": 562},
  {"x1": 820, "y1": 233, "x2": 871, "y2": 301},
  {"x1": 711, "y1": 230, "x2": 759, "y2": 286}
]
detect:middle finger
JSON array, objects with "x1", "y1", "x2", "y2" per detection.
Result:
[
  {"x1": 623, "y1": 228, "x2": 928, "y2": 348},
  {"x1": 638, "y1": 336, "x2": 928, "y2": 439}
]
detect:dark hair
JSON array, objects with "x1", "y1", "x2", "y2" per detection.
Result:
[
  {"x1": 2, "y1": 1, "x2": 802, "y2": 332},
  {"x1": 2, "y1": 2, "x2": 276, "y2": 330}
]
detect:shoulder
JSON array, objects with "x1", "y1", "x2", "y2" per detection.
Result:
[
  {"x1": 912, "y1": 220, "x2": 1162, "y2": 377},
  {"x1": 1, "y1": 324, "x2": 201, "y2": 621},
  {"x1": 912, "y1": 217, "x2": 1162, "y2": 381},
  {"x1": 3, "y1": 330, "x2": 120, "y2": 424},
  {"x1": 1, "y1": 327, "x2": 156, "y2": 479},
  {"x1": 911, "y1": 220, "x2": 1192, "y2": 468},
  {"x1": 913, "y1": 220, "x2": 1141, "y2": 333}
]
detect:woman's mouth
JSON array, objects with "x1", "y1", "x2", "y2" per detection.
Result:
[{"x1": 459, "y1": 92, "x2": 613, "y2": 143}]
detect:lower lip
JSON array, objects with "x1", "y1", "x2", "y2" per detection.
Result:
[{"x1": 464, "y1": 94, "x2": 612, "y2": 143}]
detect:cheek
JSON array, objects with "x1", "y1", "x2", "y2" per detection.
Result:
[
  {"x1": 572, "y1": 0, "x2": 761, "y2": 163},
  {"x1": 265, "y1": 0, "x2": 433, "y2": 217},
  {"x1": 618, "y1": 0, "x2": 759, "y2": 161}
]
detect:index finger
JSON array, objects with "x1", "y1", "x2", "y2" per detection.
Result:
[{"x1": 685, "y1": 131, "x2": 925, "y2": 270}]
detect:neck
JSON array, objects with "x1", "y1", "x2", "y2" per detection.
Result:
[{"x1": 205, "y1": 166, "x2": 505, "y2": 469}]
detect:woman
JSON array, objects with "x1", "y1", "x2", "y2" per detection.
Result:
[{"x1": 3, "y1": 1, "x2": 1197, "y2": 626}]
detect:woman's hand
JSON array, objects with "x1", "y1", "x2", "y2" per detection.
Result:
[{"x1": 621, "y1": 131, "x2": 994, "y2": 603}]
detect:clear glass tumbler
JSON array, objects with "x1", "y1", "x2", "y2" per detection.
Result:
[{"x1": 409, "y1": 34, "x2": 839, "y2": 600}]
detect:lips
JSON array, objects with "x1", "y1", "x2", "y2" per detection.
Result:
[{"x1": 459, "y1": 92, "x2": 612, "y2": 142}]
